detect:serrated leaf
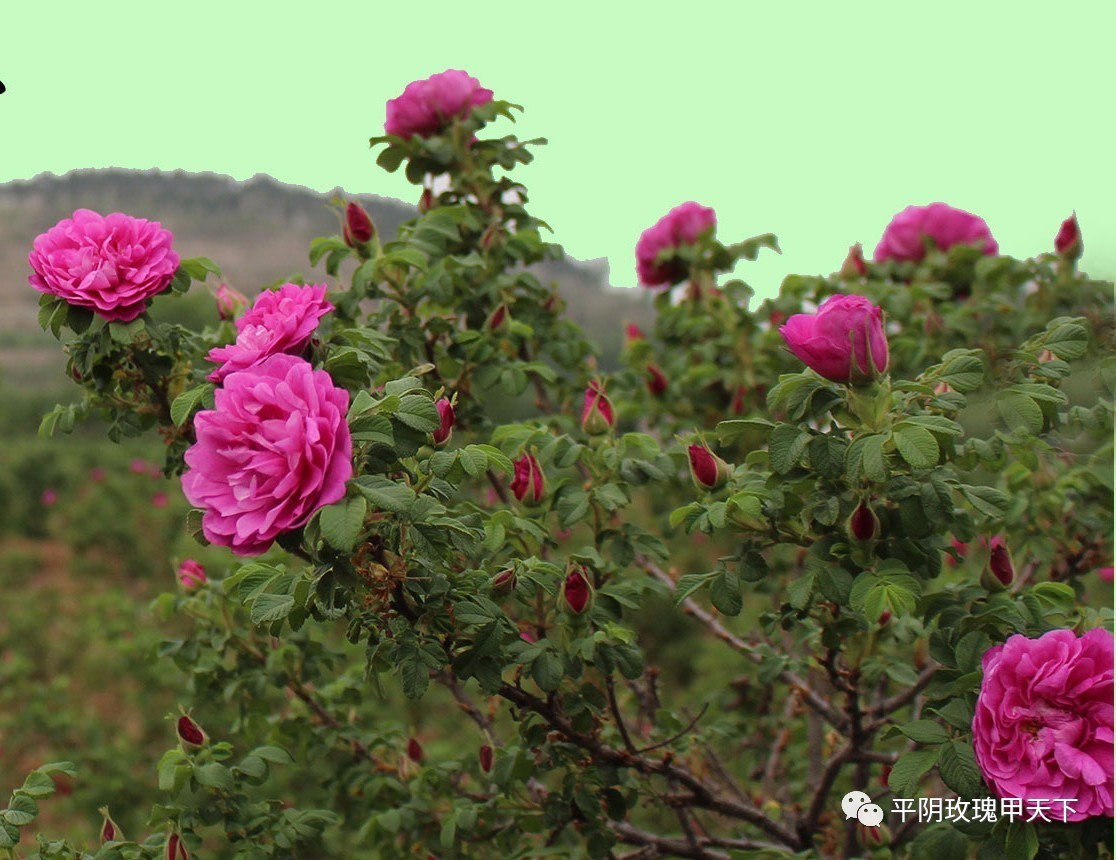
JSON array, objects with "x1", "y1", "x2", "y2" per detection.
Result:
[
  {"x1": 319, "y1": 495, "x2": 366, "y2": 552},
  {"x1": 1044, "y1": 322, "x2": 1088, "y2": 361},
  {"x1": 194, "y1": 763, "x2": 234, "y2": 791},
  {"x1": 894, "y1": 424, "x2": 940, "y2": 470},
  {"x1": 709, "y1": 567, "x2": 743, "y2": 616},
  {"x1": 355, "y1": 477, "x2": 416, "y2": 513},
  {"x1": 996, "y1": 391, "x2": 1043, "y2": 434},
  {"x1": 170, "y1": 384, "x2": 215, "y2": 428},
  {"x1": 532, "y1": 650, "x2": 563, "y2": 692},
  {"x1": 897, "y1": 719, "x2": 951, "y2": 745},
  {"x1": 889, "y1": 748, "x2": 939, "y2": 796},
  {"x1": 957, "y1": 484, "x2": 1008, "y2": 519},
  {"x1": 395, "y1": 394, "x2": 441, "y2": 432},
  {"x1": 769, "y1": 425, "x2": 808, "y2": 474},
  {"x1": 937, "y1": 740, "x2": 983, "y2": 797},
  {"x1": 250, "y1": 592, "x2": 296, "y2": 625}
]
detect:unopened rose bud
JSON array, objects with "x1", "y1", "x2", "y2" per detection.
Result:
[
  {"x1": 646, "y1": 364, "x2": 668, "y2": 396},
  {"x1": 177, "y1": 559, "x2": 208, "y2": 590},
  {"x1": 561, "y1": 566, "x2": 594, "y2": 615},
  {"x1": 176, "y1": 714, "x2": 207, "y2": 750},
  {"x1": 1054, "y1": 213, "x2": 1082, "y2": 261},
  {"x1": 99, "y1": 807, "x2": 123, "y2": 844},
  {"x1": 581, "y1": 381, "x2": 615, "y2": 435},
  {"x1": 510, "y1": 454, "x2": 546, "y2": 504},
  {"x1": 730, "y1": 385, "x2": 747, "y2": 415},
  {"x1": 624, "y1": 323, "x2": 646, "y2": 344},
  {"x1": 432, "y1": 398, "x2": 455, "y2": 446},
  {"x1": 486, "y1": 303, "x2": 510, "y2": 333},
  {"x1": 849, "y1": 502, "x2": 880, "y2": 541},
  {"x1": 878, "y1": 610, "x2": 891, "y2": 627},
  {"x1": 479, "y1": 744, "x2": 494, "y2": 773},
  {"x1": 490, "y1": 569, "x2": 517, "y2": 596},
  {"x1": 985, "y1": 536, "x2": 1014, "y2": 588},
  {"x1": 687, "y1": 443, "x2": 732, "y2": 490},
  {"x1": 213, "y1": 283, "x2": 249, "y2": 321},
  {"x1": 933, "y1": 381, "x2": 954, "y2": 396},
  {"x1": 418, "y1": 188, "x2": 435, "y2": 214},
  {"x1": 165, "y1": 832, "x2": 190, "y2": 860},
  {"x1": 857, "y1": 821, "x2": 892, "y2": 848},
  {"x1": 839, "y1": 242, "x2": 868, "y2": 279},
  {"x1": 343, "y1": 202, "x2": 375, "y2": 247},
  {"x1": 407, "y1": 737, "x2": 424, "y2": 763}
]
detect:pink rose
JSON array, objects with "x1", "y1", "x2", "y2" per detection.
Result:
[
  {"x1": 1099, "y1": 567, "x2": 1114, "y2": 584},
  {"x1": 635, "y1": 202, "x2": 716, "y2": 287},
  {"x1": 28, "y1": 209, "x2": 179, "y2": 322},
  {"x1": 177, "y1": 559, "x2": 208, "y2": 590},
  {"x1": 182, "y1": 354, "x2": 352, "y2": 556},
  {"x1": 973, "y1": 628, "x2": 1114, "y2": 822},
  {"x1": 384, "y1": 70, "x2": 494, "y2": 139},
  {"x1": 779, "y1": 294, "x2": 889, "y2": 383},
  {"x1": 213, "y1": 283, "x2": 249, "y2": 321},
  {"x1": 873, "y1": 203, "x2": 998, "y2": 263},
  {"x1": 205, "y1": 283, "x2": 333, "y2": 383}
]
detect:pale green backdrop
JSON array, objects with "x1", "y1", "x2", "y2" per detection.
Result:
[{"x1": 2, "y1": 1, "x2": 1113, "y2": 296}]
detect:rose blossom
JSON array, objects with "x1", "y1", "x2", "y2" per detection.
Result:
[
  {"x1": 873, "y1": 202, "x2": 998, "y2": 263},
  {"x1": 182, "y1": 353, "x2": 352, "y2": 556},
  {"x1": 28, "y1": 209, "x2": 180, "y2": 323},
  {"x1": 177, "y1": 559, "x2": 208, "y2": 590},
  {"x1": 635, "y1": 202, "x2": 717, "y2": 287},
  {"x1": 205, "y1": 283, "x2": 333, "y2": 383},
  {"x1": 384, "y1": 70, "x2": 494, "y2": 139},
  {"x1": 973, "y1": 628, "x2": 1114, "y2": 822},
  {"x1": 779, "y1": 294, "x2": 889, "y2": 383}
]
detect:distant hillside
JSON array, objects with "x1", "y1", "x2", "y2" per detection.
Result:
[{"x1": 0, "y1": 169, "x2": 650, "y2": 389}]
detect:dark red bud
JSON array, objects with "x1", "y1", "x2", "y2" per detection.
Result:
[
  {"x1": 1054, "y1": 213, "x2": 1082, "y2": 260},
  {"x1": 688, "y1": 443, "x2": 731, "y2": 490},
  {"x1": 432, "y1": 398, "x2": 455, "y2": 446},
  {"x1": 490, "y1": 569, "x2": 517, "y2": 596},
  {"x1": 989, "y1": 537, "x2": 1014, "y2": 586},
  {"x1": 419, "y1": 188, "x2": 435, "y2": 214},
  {"x1": 344, "y1": 202, "x2": 374, "y2": 246},
  {"x1": 486, "y1": 303, "x2": 510, "y2": 333},
  {"x1": 878, "y1": 610, "x2": 891, "y2": 627},
  {"x1": 646, "y1": 364, "x2": 668, "y2": 396},
  {"x1": 581, "y1": 381, "x2": 615, "y2": 435},
  {"x1": 166, "y1": 832, "x2": 190, "y2": 860},
  {"x1": 510, "y1": 454, "x2": 546, "y2": 504},
  {"x1": 407, "y1": 737, "x2": 424, "y2": 763},
  {"x1": 479, "y1": 744, "x2": 494, "y2": 773},
  {"x1": 849, "y1": 502, "x2": 879, "y2": 541},
  {"x1": 730, "y1": 385, "x2": 747, "y2": 415},
  {"x1": 176, "y1": 714, "x2": 206, "y2": 749},
  {"x1": 99, "y1": 808, "x2": 123, "y2": 844},
  {"x1": 562, "y1": 567, "x2": 593, "y2": 615}
]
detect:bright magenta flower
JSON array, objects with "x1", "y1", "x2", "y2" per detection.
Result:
[
  {"x1": 1099, "y1": 567, "x2": 1115, "y2": 584},
  {"x1": 635, "y1": 202, "x2": 716, "y2": 287},
  {"x1": 973, "y1": 628, "x2": 1114, "y2": 822},
  {"x1": 779, "y1": 294, "x2": 889, "y2": 383},
  {"x1": 29, "y1": 209, "x2": 179, "y2": 322},
  {"x1": 206, "y1": 283, "x2": 333, "y2": 383},
  {"x1": 182, "y1": 354, "x2": 352, "y2": 556},
  {"x1": 385, "y1": 70, "x2": 494, "y2": 139},
  {"x1": 213, "y1": 283, "x2": 249, "y2": 320},
  {"x1": 873, "y1": 202, "x2": 998, "y2": 263}
]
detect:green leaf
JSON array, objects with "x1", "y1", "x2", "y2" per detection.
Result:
[
  {"x1": 957, "y1": 484, "x2": 1009, "y2": 519},
  {"x1": 847, "y1": 433, "x2": 889, "y2": 482},
  {"x1": 319, "y1": 495, "x2": 367, "y2": 552},
  {"x1": 3, "y1": 794, "x2": 37, "y2": 827},
  {"x1": 1044, "y1": 321, "x2": 1088, "y2": 361},
  {"x1": 769, "y1": 425, "x2": 808, "y2": 474},
  {"x1": 709, "y1": 567, "x2": 743, "y2": 616},
  {"x1": 996, "y1": 391, "x2": 1043, "y2": 434},
  {"x1": 1004, "y1": 821, "x2": 1039, "y2": 860},
  {"x1": 893, "y1": 424, "x2": 940, "y2": 470},
  {"x1": 250, "y1": 592, "x2": 296, "y2": 625},
  {"x1": 937, "y1": 350, "x2": 985, "y2": 392},
  {"x1": 251, "y1": 746, "x2": 294, "y2": 765},
  {"x1": 170, "y1": 384, "x2": 215, "y2": 428},
  {"x1": 672, "y1": 573, "x2": 714, "y2": 604},
  {"x1": 19, "y1": 772, "x2": 56, "y2": 799},
  {"x1": 897, "y1": 719, "x2": 950, "y2": 745},
  {"x1": 194, "y1": 763, "x2": 235, "y2": 791},
  {"x1": 355, "y1": 477, "x2": 416, "y2": 513},
  {"x1": 395, "y1": 394, "x2": 441, "y2": 432},
  {"x1": 889, "y1": 748, "x2": 939, "y2": 796},
  {"x1": 532, "y1": 650, "x2": 563, "y2": 692},
  {"x1": 937, "y1": 740, "x2": 983, "y2": 797}
]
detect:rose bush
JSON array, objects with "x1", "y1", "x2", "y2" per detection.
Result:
[{"x1": 13, "y1": 70, "x2": 1114, "y2": 860}]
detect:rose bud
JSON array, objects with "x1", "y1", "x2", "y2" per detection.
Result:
[
  {"x1": 857, "y1": 821, "x2": 892, "y2": 849},
  {"x1": 418, "y1": 187, "x2": 435, "y2": 214},
  {"x1": 486, "y1": 303, "x2": 510, "y2": 333},
  {"x1": 561, "y1": 566, "x2": 594, "y2": 615},
  {"x1": 407, "y1": 737, "x2": 424, "y2": 763},
  {"x1": 177, "y1": 559, "x2": 208, "y2": 590},
  {"x1": 624, "y1": 323, "x2": 646, "y2": 344},
  {"x1": 479, "y1": 744, "x2": 494, "y2": 773},
  {"x1": 730, "y1": 385, "x2": 747, "y2": 415},
  {"x1": 848, "y1": 501, "x2": 880, "y2": 541},
  {"x1": 510, "y1": 454, "x2": 546, "y2": 504},
  {"x1": 432, "y1": 398, "x2": 455, "y2": 446},
  {"x1": 213, "y1": 283, "x2": 249, "y2": 321},
  {"x1": 166, "y1": 832, "x2": 190, "y2": 860},
  {"x1": 687, "y1": 443, "x2": 732, "y2": 490},
  {"x1": 1054, "y1": 213, "x2": 1082, "y2": 261},
  {"x1": 99, "y1": 807, "x2": 124, "y2": 844},
  {"x1": 985, "y1": 535, "x2": 1015, "y2": 588},
  {"x1": 343, "y1": 201, "x2": 375, "y2": 247},
  {"x1": 646, "y1": 364, "x2": 668, "y2": 396},
  {"x1": 779, "y1": 294, "x2": 889, "y2": 384},
  {"x1": 176, "y1": 714, "x2": 207, "y2": 750},
  {"x1": 839, "y1": 242, "x2": 868, "y2": 279},
  {"x1": 490, "y1": 568, "x2": 518, "y2": 596},
  {"x1": 878, "y1": 610, "x2": 891, "y2": 627},
  {"x1": 581, "y1": 381, "x2": 615, "y2": 435}
]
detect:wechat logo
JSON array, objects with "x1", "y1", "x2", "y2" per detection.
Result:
[{"x1": 842, "y1": 790, "x2": 884, "y2": 827}]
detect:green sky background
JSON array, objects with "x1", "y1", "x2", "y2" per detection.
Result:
[{"x1": 2, "y1": 1, "x2": 1113, "y2": 297}]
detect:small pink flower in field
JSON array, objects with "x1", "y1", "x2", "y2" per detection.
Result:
[
  {"x1": 625, "y1": 323, "x2": 646, "y2": 344},
  {"x1": 206, "y1": 283, "x2": 333, "y2": 383},
  {"x1": 581, "y1": 381, "x2": 615, "y2": 434},
  {"x1": 152, "y1": 492, "x2": 169, "y2": 509},
  {"x1": 89, "y1": 466, "x2": 106, "y2": 483},
  {"x1": 40, "y1": 488, "x2": 58, "y2": 507},
  {"x1": 182, "y1": 354, "x2": 352, "y2": 556},
  {"x1": 131, "y1": 458, "x2": 150, "y2": 475},
  {"x1": 177, "y1": 560, "x2": 208, "y2": 590},
  {"x1": 213, "y1": 283, "x2": 249, "y2": 321},
  {"x1": 973, "y1": 628, "x2": 1114, "y2": 822},
  {"x1": 29, "y1": 209, "x2": 179, "y2": 323},
  {"x1": 510, "y1": 453, "x2": 546, "y2": 504},
  {"x1": 343, "y1": 201, "x2": 375, "y2": 247},
  {"x1": 873, "y1": 202, "x2": 998, "y2": 263},
  {"x1": 1098, "y1": 567, "x2": 1114, "y2": 584},
  {"x1": 839, "y1": 243, "x2": 868, "y2": 278},
  {"x1": 385, "y1": 70, "x2": 494, "y2": 139},
  {"x1": 636, "y1": 202, "x2": 717, "y2": 287},
  {"x1": 432, "y1": 398, "x2": 456, "y2": 446},
  {"x1": 1055, "y1": 213, "x2": 1083, "y2": 260},
  {"x1": 779, "y1": 294, "x2": 889, "y2": 384}
]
